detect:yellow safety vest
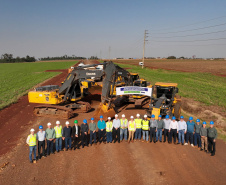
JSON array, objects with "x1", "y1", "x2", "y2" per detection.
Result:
[
  {"x1": 28, "y1": 134, "x2": 37, "y2": 146},
  {"x1": 120, "y1": 119, "x2": 128, "y2": 129},
  {"x1": 106, "y1": 121, "x2": 113, "y2": 132},
  {"x1": 54, "y1": 126, "x2": 62, "y2": 138},
  {"x1": 129, "y1": 121, "x2": 135, "y2": 131},
  {"x1": 142, "y1": 120, "x2": 149, "y2": 130},
  {"x1": 135, "y1": 119, "x2": 142, "y2": 129}
]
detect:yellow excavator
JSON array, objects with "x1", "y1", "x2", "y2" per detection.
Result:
[{"x1": 28, "y1": 61, "x2": 131, "y2": 120}]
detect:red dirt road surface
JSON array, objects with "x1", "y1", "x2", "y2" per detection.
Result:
[
  {"x1": 0, "y1": 60, "x2": 226, "y2": 185},
  {"x1": 115, "y1": 59, "x2": 226, "y2": 77}
]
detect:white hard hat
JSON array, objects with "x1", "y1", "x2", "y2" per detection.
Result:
[
  {"x1": 47, "y1": 122, "x2": 51, "y2": 126},
  {"x1": 144, "y1": 115, "x2": 147, "y2": 118},
  {"x1": 108, "y1": 117, "x2": 111, "y2": 120},
  {"x1": 122, "y1": 114, "x2": 125, "y2": 118},
  {"x1": 56, "y1": 121, "x2": 60, "y2": 124},
  {"x1": 130, "y1": 116, "x2": 134, "y2": 119},
  {"x1": 65, "y1": 121, "x2": 69, "y2": 125},
  {"x1": 115, "y1": 114, "x2": 118, "y2": 117},
  {"x1": 136, "y1": 114, "x2": 140, "y2": 117},
  {"x1": 30, "y1": 128, "x2": 35, "y2": 132}
]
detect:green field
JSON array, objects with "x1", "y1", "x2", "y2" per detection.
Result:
[
  {"x1": 116, "y1": 63, "x2": 226, "y2": 109},
  {"x1": 0, "y1": 61, "x2": 77, "y2": 109}
]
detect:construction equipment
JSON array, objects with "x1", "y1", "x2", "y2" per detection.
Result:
[
  {"x1": 129, "y1": 78, "x2": 152, "y2": 108},
  {"x1": 125, "y1": 73, "x2": 152, "y2": 108},
  {"x1": 146, "y1": 82, "x2": 181, "y2": 119},
  {"x1": 29, "y1": 61, "x2": 131, "y2": 119},
  {"x1": 28, "y1": 65, "x2": 105, "y2": 119},
  {"x1": 93, "y1": 62, "x2": 131, "y2": 120}
]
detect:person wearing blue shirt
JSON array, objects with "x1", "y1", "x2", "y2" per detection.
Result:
[
  {"x1": 184, "y1": 117, "x2": 195, "y2": 147},
  {"x1": 97, "y1": 115, "x2": 106, "y2": 144}
]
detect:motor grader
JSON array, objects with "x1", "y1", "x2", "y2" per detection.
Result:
[{"x1": 146, "y1": 82, "x2": 181, "y2": 119}]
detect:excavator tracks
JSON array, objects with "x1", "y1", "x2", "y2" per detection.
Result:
[{"x1": 34, "y1": 102, "x2": 91, "y2": 119}]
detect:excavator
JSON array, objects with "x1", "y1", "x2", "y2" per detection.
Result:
[{"x1": 28, "y1": 61, "x2": 131, "y2": 120}]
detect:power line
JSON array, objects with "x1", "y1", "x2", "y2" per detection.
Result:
[
  {"x1": 150, "y1": 22, "x2": 226, "y2": 35},
  {"x1": 150, "y1": 43, "x2": 226, "y2": 47},
  {"x1": 149, "y1": 15, "x2": 226, "y2": 32},
  {"x1": 152, "y1": 37, "x2": 226, "y2": 43},
  {"x1": 152, "y1": 29, "x2": 226, "y2": 38}
]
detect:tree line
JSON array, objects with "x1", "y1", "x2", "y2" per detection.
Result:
[
  {"x1": 39, "y1": 55, "x2": 86, "y2": 61},
  {"x1": 0, "y1": 53, "x2": 36, "y2": 63}
]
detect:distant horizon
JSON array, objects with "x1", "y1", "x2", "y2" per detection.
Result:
[{"x1": 1, "y1": 0, "x2": 226, "y2": 59}]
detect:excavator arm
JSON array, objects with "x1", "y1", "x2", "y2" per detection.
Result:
[{"x1": 94, "y1": 61, "x2": 131, "y2": 120}]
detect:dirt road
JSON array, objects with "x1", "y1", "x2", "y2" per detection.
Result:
[{"x1": 0, "y1": 60, "x2": 226, "y2": 185}]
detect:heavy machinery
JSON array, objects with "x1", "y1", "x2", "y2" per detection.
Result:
[
  {"x1": 28, "y1": 66, "x2": 103, "y2": 118},
  {"x1": 127, "y1": 73, "x2": 152, "y2": 108},
  {"x1": 29, "y1": 61, "x2": 131, "y2": 119},
  {"x1": 93, "y1": 62, "x2": 131, "y2": 120},
  {"x1": 146, "y1": 82, "x2": 181, "y2": 119}
]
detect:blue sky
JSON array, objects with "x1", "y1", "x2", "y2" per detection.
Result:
[{"x1": 0, "y1": 0, "x2": 226, "y2": 59}]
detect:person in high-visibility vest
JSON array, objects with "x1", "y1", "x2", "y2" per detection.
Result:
[
  {"x1": 120, "y1": 114, "x2": 128, "y2": 142},
  {"x1": 106, "y1": 117, "x2": 113, "y2": 143},
  {"x1": 26, "y1": 128, "x2": 37, "y2": 163},
  {"x1": 134, "y1": 114, "x2": 142, "y2": 141},
  {"x1": 54, "y1": 120, "x2": 63, "y2": 152},
  {"x1": 142, "y1": 115, "x2": 150, "y2": 143},
  {"x1": 128, "y1": 116, "x2": 136, "y2": 143}
]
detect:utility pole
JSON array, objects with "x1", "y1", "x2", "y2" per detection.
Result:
[
  {"x1": 109, "y1": 46, "x2": 111, "y2": 60},
  {"x1": 142, "y1": 30, "x2": 148, "y2": 69}
]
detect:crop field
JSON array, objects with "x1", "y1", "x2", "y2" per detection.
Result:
[
  {"x1": 116, "y1": 62, "x2": 226, "y2": 109},
  {"x1": 0, "y1": 61, "x2": 77, "y2": 109},
  {"x1": 115, "y1": 59, "x2": 226, "y2": 77}
]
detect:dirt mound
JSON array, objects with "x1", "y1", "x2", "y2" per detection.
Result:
[{"x1": 181, "y1": 97, "x2": 226, "y2": 127}]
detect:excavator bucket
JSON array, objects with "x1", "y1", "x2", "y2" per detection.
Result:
[{"x1": 93, "y1": 103, "x2": 116, "y2": 120}]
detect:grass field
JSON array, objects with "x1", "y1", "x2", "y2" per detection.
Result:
[
  {"x1": 0, "y1": 61, "x2": 77, "y2": 109},
  {"x1": 116, "y1": 63, "x2": 226, "y2": 109}
]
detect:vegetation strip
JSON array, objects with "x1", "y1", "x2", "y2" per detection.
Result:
[
  {"x1": 115, "y1": 63, "x2": 226, "y2": 109},
  {"x1": 0, "y1": 61, "x2": 77, "y2": 109}
]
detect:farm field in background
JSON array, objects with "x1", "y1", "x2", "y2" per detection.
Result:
[
  {"x1": 115, "y1": 62, "x2": 226, "y2": 109},
  {"x1": 0, "y1": 61, "x2": 77, "y2": 109},
  {"x1": 114, "y1": 59, "x2": 226, "y2": 77}
]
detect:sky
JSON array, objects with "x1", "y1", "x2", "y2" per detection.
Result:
[{"x1": 0, "y1": 0, "x2": 226, "y2": 59}]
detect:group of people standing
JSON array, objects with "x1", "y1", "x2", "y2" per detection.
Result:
[{"x1": 26, "y1": 113, "x2": 217, "y2": 163}]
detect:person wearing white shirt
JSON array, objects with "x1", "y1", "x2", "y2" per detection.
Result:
[
  {"x1": 169, "y1": 116, "x2": 178, "y2": 144},
  {"x1": 163, "y1": 115, "x2": 171, "y2": 143},
  {"x1": 113, "y1": 114, "x2": 121, "y2": 143},
  {"x1": 177, "y1": 116, "x2": 187, "y2": 145}
]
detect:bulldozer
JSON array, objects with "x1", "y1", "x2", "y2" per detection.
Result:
[
  {"x1": 28, "y1": 61, "x2": 131, "y2": 120},
  {"x1": 146, "y1": 82, "x2": 181, "y2": 119}
]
